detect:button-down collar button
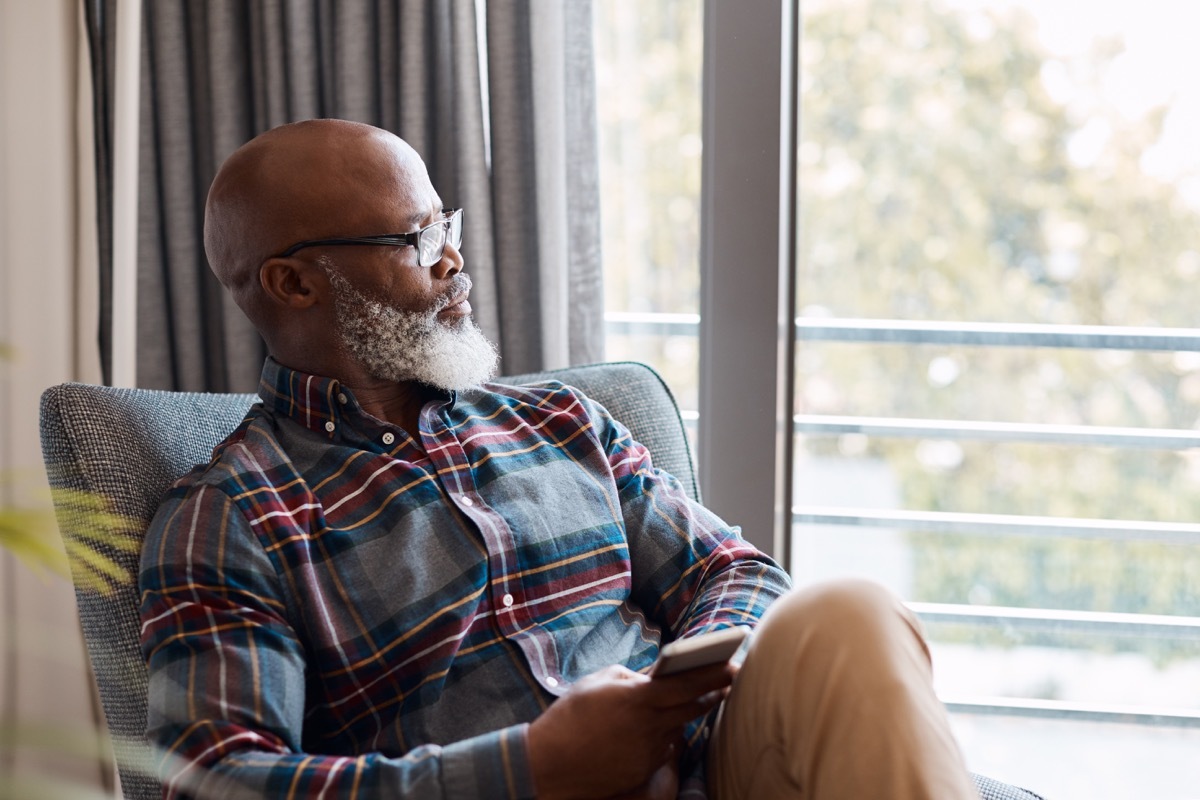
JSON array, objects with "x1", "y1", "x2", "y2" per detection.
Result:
[
  {"x1": 337, "y1": 392, "x2": 348, "y2": 404},
  {"x1": 324, "y1": 421, "x2": 336, "y2": 433},
  {"x1": 461, "y1": 495, "x2": 475, "y2": 507},
  {"x1": 502, "y1": 593, "x2": 514, "y2": 607},
  {"x1": 544, "y1": 676, "x2": 559, "y2": 688},
  {"x1": 382, "y1": 432, "x2": 395, "y2": 445}
]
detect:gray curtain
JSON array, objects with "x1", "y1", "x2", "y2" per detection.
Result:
[
  {"x1": 88, "y1": 0, "x2": 602, "y2": 392},
  {"x1": 83, "y1": 0, "x2": 117, "y2": 385}
]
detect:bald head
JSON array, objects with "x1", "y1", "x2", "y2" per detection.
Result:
[{"x1": 203, "y1": 119, "x2": 434, "y2": 319}]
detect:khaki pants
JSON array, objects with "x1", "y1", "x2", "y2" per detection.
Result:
[{"x1": 708, "y1": 579, "x2": 979, "y2": 800}]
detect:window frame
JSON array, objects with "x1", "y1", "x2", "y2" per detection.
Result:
[
  {"x1": 698, "y1": 0, "x2": 799, "y2": 562},
  {"x1": 695, "y1": 0, "x2": 1200, "y2": 747}
]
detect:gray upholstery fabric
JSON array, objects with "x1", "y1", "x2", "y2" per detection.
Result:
[
  {"x1": 37, "y1": 362, "x2": 689, "y2": 800},
  {"x1": 40, "y1": 383, "x2": 259, "y2": 800},
  {"x1": 976, "y1": 774, "x2": 1045, "y2": 800},
  {"x1": 505, "y1": 362, "x2": 700, "y2": 503},
  {"x1": 39, "y1": 361, "x2": 1041, "y2": 800}
]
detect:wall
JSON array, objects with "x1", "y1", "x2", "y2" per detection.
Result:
[{"x1": 0, "y1": 0, "x2": 108, "y2": 792}]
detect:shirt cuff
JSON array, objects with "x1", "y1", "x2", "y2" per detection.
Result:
[{"x1": 441, "y1": 723, "x2": 536, "y2": 800}]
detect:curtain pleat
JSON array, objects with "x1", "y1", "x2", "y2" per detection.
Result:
[
  {"x1": 484, "y1": 2, "x2": 542, "y2": 373},
  {"x1": 88, "y1": 0, "x2": 601, "y2": 392},
  {"x1": 486, "y1": 0, "x2": 604, "y2": 373},
  {"x1": 561, "y1": 1, "x2": 604, "y2": 367},
  {"x1": 82, "y1": 0, "x2": 117, "y2": 385}
]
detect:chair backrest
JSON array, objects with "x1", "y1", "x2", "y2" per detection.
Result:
[{"x1": 38, "y1": 361, "x2": 695, "y2": 800}]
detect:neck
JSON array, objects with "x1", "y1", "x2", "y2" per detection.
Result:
[
  {"x1": 348, "y1": 376, "x2": 440, "y2": 437},
  {"x1": 270, "y1": 345, "x2": 440, "y2": 437}
]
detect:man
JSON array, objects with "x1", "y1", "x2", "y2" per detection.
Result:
[{"x1": 140, "y1": 119, "x2": 978, "y2": 799}]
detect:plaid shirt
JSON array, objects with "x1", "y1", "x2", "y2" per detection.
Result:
[{"x1": 139, "y1": 358, "x2": 791, "y2": 799}]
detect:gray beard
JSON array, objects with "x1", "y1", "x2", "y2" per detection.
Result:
[{"x1": 322, "y1": 261, "x2": 500, "y2": 391}]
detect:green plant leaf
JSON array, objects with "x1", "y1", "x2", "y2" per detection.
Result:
[
  {"x1": 0, "y1": 485, "x2": 143, "y2": 594},
  {"x1": 65, "y1": 538, "x2": 132, "y2": 583},
  {"x1": 47, "y1": 488, "x2": 144, "y2": 594},
  {"x1": 0, "y1": 508, "x2": 68, "y2": 579}
]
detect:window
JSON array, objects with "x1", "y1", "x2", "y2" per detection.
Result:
[
  {"x1": 599, "y1": 1, "x2": 1200, "y2": 796},
  {"x1": 594, "y1": 1, "x2": 704, "y2": 443},
  {"x1": 794, "y1": 0, "x2": 1200, "y2": 796}
]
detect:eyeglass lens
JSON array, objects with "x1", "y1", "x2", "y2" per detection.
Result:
[{"x1": 418, "y1": 210, "x2": 464, "y2": 267}]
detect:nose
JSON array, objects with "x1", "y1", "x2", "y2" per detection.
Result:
[{"x1": 431, "y1": 240, "x2": 464, "y2": 278}]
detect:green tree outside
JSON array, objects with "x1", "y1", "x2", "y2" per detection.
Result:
[{"x1": 796, "y1": 0, "x2": 1200, "y2": 644}]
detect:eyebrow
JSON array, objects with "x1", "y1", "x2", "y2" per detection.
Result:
[{"x1": 405, "y1": 202, "x2": 444, "y2": 231}]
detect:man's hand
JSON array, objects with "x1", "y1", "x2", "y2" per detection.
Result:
[
  {"x1": 527, "y1": 663, "x2": 733, "y2": 800},
  {"x1": 605, "y1": 751, "x2": 680, "y2": 800}
]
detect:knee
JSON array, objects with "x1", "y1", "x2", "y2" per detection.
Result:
[
  {"x1": 751, "y1": 578, "x2": 929, "y2": 665},
  {"x1": 765, "y1": 578, "x2": 904, "y2": 630}
]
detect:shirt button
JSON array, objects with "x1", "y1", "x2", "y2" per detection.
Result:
[
  {"x1": 324, "y1": 421, "x2": 335, "y2": 432},
  {"x1": 544, "y1": 676, "x2": 559, "y2": 688},
  {"x1": 337, "y1": 393, "x2": 348, "y2": 404},
  {"x1": 460, "y1": 495, "x2": 475, "y2": 507},
  {"x1": 382, "y1": 432, "x2": 395, "y2": 445},
  {"x1": 502, "y1": 593, "x2": 514, "y2": 607}
]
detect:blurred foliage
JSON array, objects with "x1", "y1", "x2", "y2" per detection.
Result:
[
  {"x1": 794, "y1": 0, "x2": 1200, "y2": 641},
  {"x1": 0, "y1": 347, "x2": 138, "y2": 592},
  {"x1": 0, "y1": 483, "x2": 140, "y2": 595},
  {"x1": 595, "y1": 1, "x2": 704, "y2": 410},
  {"x1": 0, "y1": 499, "x2": 65, "y2": 580},
  {"x1": 0, "y1": 343, "x2": 133, "y2": 794},
  {"x1": 595, "y1": 1, "x2": 702, "y2": 314},
  {"x1": 47, "y1": 487, "x2": 142, "y2": 594}
]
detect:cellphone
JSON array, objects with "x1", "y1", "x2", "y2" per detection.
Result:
[{"x1": 650, "y1": 626, "x2": 750, "y2": 677}]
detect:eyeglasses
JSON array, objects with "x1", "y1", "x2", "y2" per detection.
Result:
[{"x1": 274, "y1": 208, "x2": 464, "y2": 267}]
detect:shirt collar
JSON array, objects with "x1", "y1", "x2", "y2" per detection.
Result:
[
  {"x1": 257, "y1": 357, "x2": 458, "y2": 439},
  {"x1": 257, "y1": 357, "x2": 350, "y2": 437}
]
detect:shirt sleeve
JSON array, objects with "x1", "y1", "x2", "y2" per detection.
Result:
[
  {"x1": 575, "y1": 390, "x2": 793, "y2": 786},
  {"x1": 575, "y1": 391, "x2": 792, "y2": 640},
  {"x1": 139, "y1": 481, "x2": 536, "y2": 800}
]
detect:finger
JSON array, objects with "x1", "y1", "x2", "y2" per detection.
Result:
[
  {"x1": 578, "y1": 664, "x2": 648, "y2": 692},
  {"x1": 659, "y1": 692, "x2": 725, "y2": 727},
  {"x1": 602, "y1": 663, "x2": 649, "y2": 683},
  {"x1": 643, "y1": 662, "x2": 735, "y2": 706}
]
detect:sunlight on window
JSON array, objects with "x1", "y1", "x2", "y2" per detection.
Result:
[
  {"x1": 594, "y1": 1, "x2": 703, "y2": 416},
  {"x1": 795, "y1": 1, "x2": 1200, "y2": 796}
]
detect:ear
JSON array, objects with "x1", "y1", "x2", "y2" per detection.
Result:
[{"x1": 259, "y1": 258, "x2": 325, "y2": 309}]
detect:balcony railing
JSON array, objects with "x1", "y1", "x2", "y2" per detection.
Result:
[
  {"x1": 606, "y1": 312, "x2": 1200, "y2": 352},
  {"x1": 606, "y1": 312, "x2": 1200, "y2": 726}
]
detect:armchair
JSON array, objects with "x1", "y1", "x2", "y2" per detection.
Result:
[{"x1": 39, "y1": 361, "x2": 1041, "y2": 800}]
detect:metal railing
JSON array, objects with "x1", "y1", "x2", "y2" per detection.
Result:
[
  {"x1": 794, "y1": 317, "x2": 1200, "y2": 351},
  {"x1": 908, "y1": 601, "x2": 1200, "y2": 642},
  {"x1": 942, "y1": 696, "x2": 1200, "y2": 728},
  {"x1": 607, "y1": 312, "x2": 1200, "y2": 726},
  {"x1": 792, "y1": 506, "x2": 1200, "y2": 545},
  {"x1": 793, "y1": 414, "x2": 1200, "y2": 449},
  {"x1": 606, "y1": 312, "x2": 1200, "y2": 352}
]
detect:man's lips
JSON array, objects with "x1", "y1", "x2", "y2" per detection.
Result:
[{"x1": 439, "y1": 292, "x2": 472, "y2": 317}]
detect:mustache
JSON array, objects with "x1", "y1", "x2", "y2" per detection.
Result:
[
  {"x1": 429, "y1": 274, "x2": 472, "y2": 314},
  {"x1": 319, "y1": 256, "x2": 471, "y2": 318}
]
